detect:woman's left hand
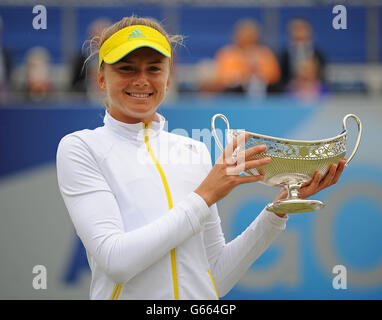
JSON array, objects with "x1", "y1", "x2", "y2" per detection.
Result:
[{"x1": 273, "y1": 159, "x2": 347, "y2": 217}]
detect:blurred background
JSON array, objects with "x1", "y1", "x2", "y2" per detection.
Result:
[{"x1": 0, "y1": 0, "x2": 381, "y2": 299}]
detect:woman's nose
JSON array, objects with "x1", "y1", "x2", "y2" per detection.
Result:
[{"x1": 133, "y1": 71, "x2": 149, "y2": 87}]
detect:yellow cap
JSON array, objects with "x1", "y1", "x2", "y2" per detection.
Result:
[{"x1": 99, "y1": 25, "x2": 171, "y2": 68}]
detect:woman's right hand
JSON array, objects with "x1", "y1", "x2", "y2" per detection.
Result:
[{"x1": 194, "y1": 132, "x2": 271, "y2": 207}]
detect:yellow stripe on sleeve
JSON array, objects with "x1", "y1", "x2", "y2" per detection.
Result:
[
  {"x1": 115, "y1": 284, "x2": 122, "y2": 300},
  {"x1": 110, "y1": 284, "x2": 119, "y2": 300}
]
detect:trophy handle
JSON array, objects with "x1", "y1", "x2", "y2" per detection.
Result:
[
  {"x1": 211, "y1": 114, "x2": 230, "y2": 151},
  {"x1": 342, "y1": 113, "x2": 362, "y2": 167}
]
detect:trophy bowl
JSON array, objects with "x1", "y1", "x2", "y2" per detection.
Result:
[{"x1": 211, "y1": 113, "x2": 362, "y2": 214}]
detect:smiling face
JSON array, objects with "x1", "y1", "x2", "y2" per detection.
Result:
[{"x1": 98, "y1": 47, "x2": 171, "y2": 124}]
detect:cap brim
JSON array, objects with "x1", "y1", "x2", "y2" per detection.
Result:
[{"x1": 103, "y1": 40, "x2": 171, "y2": 65}]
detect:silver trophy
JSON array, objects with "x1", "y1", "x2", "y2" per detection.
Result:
[{"x1": 211, "y1": 113, "x2": 362, "y2": 214}]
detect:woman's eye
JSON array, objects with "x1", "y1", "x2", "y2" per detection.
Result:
[
  {"x1": 120, "y1": 66, "x2": 134, "y2": 71},
  {"x1": 148, "y1": 66, "x2": 160, "y2": 72}
]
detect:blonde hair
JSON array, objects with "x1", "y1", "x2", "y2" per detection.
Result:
[{"x1": 84, "y1": 15, "x2": 184, "y2": 69}]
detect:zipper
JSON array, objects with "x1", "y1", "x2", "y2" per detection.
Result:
[
  {"x1": 143, "y1": 122, "x2": 179, "y2": 300},
  {"x1": 208, "y1": 269, "x2": 219, "y2": 299}
]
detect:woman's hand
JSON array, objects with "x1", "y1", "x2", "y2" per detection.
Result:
[
  {"x1": 272, "y1": 159, "x2": 347, "y2": 217},
  {"x1": 195, "y1": 132, "x2": 271, "y2": 207}
]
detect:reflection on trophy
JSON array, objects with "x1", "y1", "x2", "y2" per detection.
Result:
[{"x1": 211, "y1": 113, "x2": 362, "y2": 214}]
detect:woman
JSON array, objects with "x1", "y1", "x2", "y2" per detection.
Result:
[{"x1": 56, "y1": 16, "x2": 345, "y2": 300}]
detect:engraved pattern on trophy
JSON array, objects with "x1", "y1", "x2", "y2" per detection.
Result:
[{"x1": 211, "y1": 113, "x2": 362, "y2": 214}]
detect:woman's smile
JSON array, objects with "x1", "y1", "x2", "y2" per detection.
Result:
[
  {"x1": 125, "y1": 92, "x2": 154, "y2": 99},
  {"x1": 125, "y1": 91, "x2": 154, "y2": 101}
]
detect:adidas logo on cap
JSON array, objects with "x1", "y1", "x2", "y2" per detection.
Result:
[{"x1": 128, "y1": 28, "x2": 146, "y2": 39}]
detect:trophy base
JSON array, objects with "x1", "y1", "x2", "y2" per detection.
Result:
[{"x1": 266, "y1": 199, "x2": 325, "y2": 214}]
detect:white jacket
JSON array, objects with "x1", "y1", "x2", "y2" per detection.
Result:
[{"x1": 56, "y1": 110, "x2": 287, "y2": 300}]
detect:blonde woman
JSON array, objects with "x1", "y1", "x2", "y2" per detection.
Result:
[{"x1": 56, "y1": 16, "x2": 345, "y2": 300}]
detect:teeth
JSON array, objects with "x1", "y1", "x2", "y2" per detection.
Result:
[{"x1": 128, "y1": 93, "x2": 150, "y2": 98}]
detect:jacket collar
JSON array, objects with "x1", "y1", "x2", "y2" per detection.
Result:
[{"x1": 103, "y1": 110, "x2": 166, "y2": 141}]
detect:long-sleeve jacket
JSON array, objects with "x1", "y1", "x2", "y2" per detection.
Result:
[{"x1": 56, "y1": 110, "x2": 287, "y2": 299}]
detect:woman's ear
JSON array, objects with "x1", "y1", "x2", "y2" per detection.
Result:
[
  {"x1": 167, "y1": 58, "x2": 174, "y2": 91},
  {"x1": 97, "y1": 70, "x2": 106, "y2": 91},
  {"x1": 166, "y1": 76, "x2": 171, "y2": 92}
]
